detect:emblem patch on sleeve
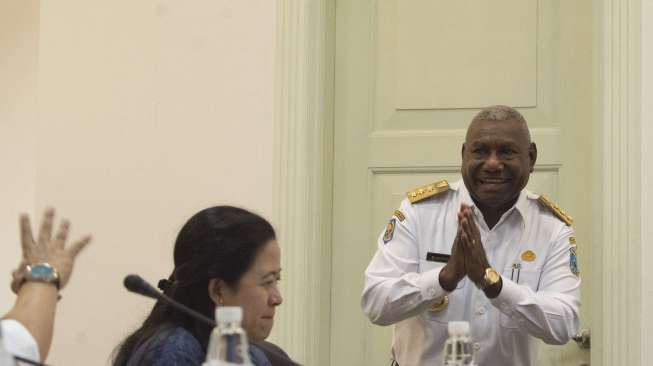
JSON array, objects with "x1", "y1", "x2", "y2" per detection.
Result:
[
  {"x1": 383, "y1": 218, "x2": 397, "y2": 244},
  {"x1": 569, "y1": 247, "x2": 580, "y2": 276}
]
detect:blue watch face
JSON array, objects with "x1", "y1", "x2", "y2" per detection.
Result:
[{"x1": 31, "y1": 264, "x2": 54, "y2": 276}]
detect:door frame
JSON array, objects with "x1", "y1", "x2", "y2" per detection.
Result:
[{"x1": 273, "y1": 0, "x2": 644, "y2": 364}]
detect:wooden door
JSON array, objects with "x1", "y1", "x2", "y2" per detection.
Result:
[{"x1": 331, "y1": 1, "x2": 593, "y2": 365}]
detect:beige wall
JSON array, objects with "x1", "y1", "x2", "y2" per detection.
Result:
[
  {"x1": 2, "y1": 0, "x2": 276, "y2": 364},
  {"x1": 0, "y1": 0, "x2": 38, "y2": 310}
]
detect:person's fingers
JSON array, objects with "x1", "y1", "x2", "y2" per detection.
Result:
[
  {"x1": 459, "y1": 236, "x2": 473, "y2": 275},
  {"x1": 37, "y1": 208, "x2": 55, "y2": 244},
  {"x1": 457, "y1": 209, "x2": 466, "y2": 223},
  {"x1": 472, "y1": 216, "x2": 482, "y2": 238},
  {"x1": 459, "y1": 204, "x2": 471, "y2": 218},
  {"x1": 464, "y1": 207, "x2": 474, "y2": 220},
  {"x1": 452, "y1": 227, "x2": 464, "y2": 259},
  {"x1": 54, "y1": 220, "x2": 70, "y2": 249},
  {"x1": 461, "y1": 217, "x2": 474, "y2": 243},
  {"x1": 11, "y1": 276, "x2": 21, "y2": 294},
  {"x1": 460, "y1": 226, "x2": 470, "y2": 249},
  {"x1": 68, "y1": 235, "x2": 92, "y2": 258},
  {"x1": 19, "y1": 214, "x2": 35, "y2": 256},
  {"x1": 464, "y1": 208, "x2": 478, "y2": 232},
  {"x1": 460, "y1": 230, "x2": 468, "y2": 247},
  {"x1": 460, "y1": 212, "x2": 482, "y2": 249}
]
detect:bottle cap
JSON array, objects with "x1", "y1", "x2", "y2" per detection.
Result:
[
  {"x1": 216, "y1": 306, "x2": 243, "y2": 323},
  {"x1": 448, "y1": 321, "x2": 470, "y2": 336}
]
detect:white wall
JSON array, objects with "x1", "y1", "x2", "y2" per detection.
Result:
[
  {"x1": 641, "y1": 1, "x2": 653, "y2": 364},
  {"x1": 2, "y1": 1, "x2": 276, "y2": 364}
]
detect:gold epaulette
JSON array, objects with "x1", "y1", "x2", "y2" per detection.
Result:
[
  {"x1": 537, "y1": 195, "x2": 573, "y2": 226},
  {"x1": 406, "y1": 180, "x2": 450, "y2": 204}
]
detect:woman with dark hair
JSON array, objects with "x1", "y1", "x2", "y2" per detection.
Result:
[{"x1": 112, "y1": 206, "x2": 293, "y2": 366}]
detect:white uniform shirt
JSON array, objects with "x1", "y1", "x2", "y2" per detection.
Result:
[
  {"x1": 0, "y1": 319, "x2": 40, "y2": 366},
  {"x1": 362, "y1": 180, "x2": 581, "y2": 366}
]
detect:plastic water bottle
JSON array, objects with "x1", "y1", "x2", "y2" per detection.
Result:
[
  {"x1": 203, "y1": 306, "x2": 253, "y2": 366},
  {"x1": 443, "y1": 321, "x2": 477, "y2": 366}
]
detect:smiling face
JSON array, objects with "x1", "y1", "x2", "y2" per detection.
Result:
[
  {"x1": 461, "y1": 118, "x2": 536, "y2": 212},
  {"x1": 216, "y1": 240, "x2": 283, "y2": 342}
]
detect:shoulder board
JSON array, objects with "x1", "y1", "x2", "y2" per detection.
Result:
[
  {"x1": 537, "y1": 195, "x2": 573, "y2": 226},
  {"x1": 406, "y1": 180, "x2": 450, "y2": 204}
]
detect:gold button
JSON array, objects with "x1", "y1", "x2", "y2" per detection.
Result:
[{"x1": 521, "y1": 250, "x2": 536, "y2": 262}]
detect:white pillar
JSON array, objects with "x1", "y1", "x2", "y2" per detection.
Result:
[
  {"x1": 595, "y1": 0, "x2": 642, "y2": 365},
  {"x1": 271, "y1": 1, "x2": 334, "y2": 365}
]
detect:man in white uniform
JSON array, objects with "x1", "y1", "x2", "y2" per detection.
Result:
[{"x1": 362, "y1": 105, "x2": 580, "y2": 366}]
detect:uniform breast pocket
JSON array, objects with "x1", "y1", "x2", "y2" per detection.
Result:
[{"x1": 499, "y1": 267, "x2": 541, "y2": 329}]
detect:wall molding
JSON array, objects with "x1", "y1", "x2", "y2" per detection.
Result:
[
  {"x1": 368, "y1": 127, "x2": 561, "y2": 139},
  {"x1": 369, "y1": 164, "x2": 561, "y2": 175},
  {"x1": 594, "y1": 0, "x2": 642, "y2": 365},
  {"x1": 272, "y1": 1, "x2": 334, "y2": 365}
]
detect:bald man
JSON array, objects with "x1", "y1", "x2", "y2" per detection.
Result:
[{"x1": 362, "y1": 106, "x2": 580, "y2": 366}]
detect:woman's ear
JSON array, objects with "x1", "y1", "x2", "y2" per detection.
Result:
[{"x1": 208, "y1": 278, "x2": 224, "y2": 305}]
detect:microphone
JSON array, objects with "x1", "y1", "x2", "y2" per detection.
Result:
[
  {"x1": 123, "y1": 274, "x2": 216, "y2": 327},
  {"x1": 122, "y1": 274, "x2": 301, "y2": 366}
]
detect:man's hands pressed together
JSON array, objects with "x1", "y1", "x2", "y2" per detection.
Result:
[{"x1": 439, "y1": 204, "x2": 502, "y2": 298}]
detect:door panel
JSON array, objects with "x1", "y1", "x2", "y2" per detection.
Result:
[
  {"x1": 332, "y1": 1, "x2": 592, "y2": 365},
  {"x1": 393, "y1": 0, "x2": 537, "y2": 109}
]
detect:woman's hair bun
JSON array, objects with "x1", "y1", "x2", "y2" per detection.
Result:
[{"x1": 157, "y1": 279, "x2": 173, "y2": 292}]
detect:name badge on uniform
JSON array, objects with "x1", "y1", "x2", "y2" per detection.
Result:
[{"x1": 426, "y1": 252, "x2": 450, "y2": 263}]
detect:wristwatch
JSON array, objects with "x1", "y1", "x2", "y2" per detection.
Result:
[
  {"x1": 479, "y1": 267, "x2": 501, "y2": 290},
  {"x1": 23, "y1": 263, "x2": 60, "y2": 289}
]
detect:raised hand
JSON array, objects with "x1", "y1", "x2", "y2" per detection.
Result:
[{"x1": 13, "y1": 208, "x2": 91, "y2": 292}]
